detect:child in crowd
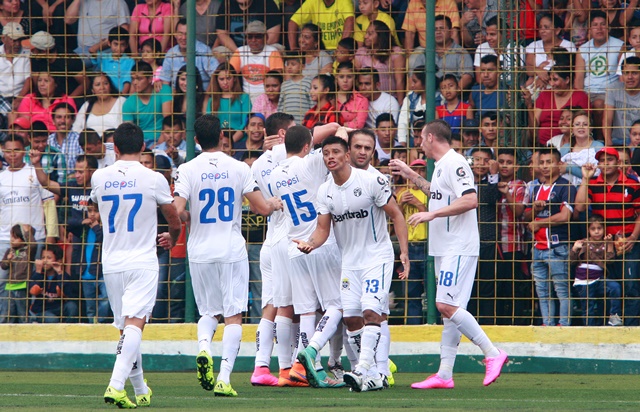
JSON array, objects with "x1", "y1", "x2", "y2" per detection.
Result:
[
  {"x1": 220, "y1": 129, "x2": 235, "y2": 157},
  {"x1": 93, "y1": 26, "x2": 135, "y2": 94},
  {"x1": 570, "y1": 216, "x2": 622, "y2": 326},
  {"x1": 435, "y1": 74, "x2": 472, "y2": 135},
  {"x1": 140, "y1": 38, "x2": 164, "y2": 85},
  {"x1": 29, "y1": 244, "x2": 66, "y2": 323},
  {"x1": 154, "y1": 115, "x2": 188, "y2": 169},
  {"x1": 461, "y1": 118, "x2": 480, "y2": 149},
  {"x1": 1, "y1": 224, "x2": 36, "y2": 323},
  {"x1": 278, "y1": 51, "x2": 313, "y2": 124},
  {"x1": 80, "y1": 200, "x2": 110, "y2": 323},
  {"x1": 302, "y1": 74, "x2": 337, "y2": 129},
  {"x1": 546, "y1": 108, "x2": 573, "y2": 149},
  {"x1": 354, "y1": 0, "x2": 400, "y2": 48},
  {"x1": 335, "y1": 62, "x2": 368, "y2": 129},
  {"x1": 617, "y1": 23, "x2": 640, "y2": 75},
  {"x1": 332, "y1": 37, "x2": 356, "y2": 73},
  {"x1": 398, "y1": 66, "x2": 426, "y2": 146},
  {"x1": 617, "y1": 148, "x2": 640, "y2": 182},
  {"x1": 203, "y1": 62, "x2": 251, "y2": 142},
  {"x1": 252, "y1": 70, "x2": 282, "y2": 120}
]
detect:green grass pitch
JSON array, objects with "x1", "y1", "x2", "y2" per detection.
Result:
[{"x1": 1, "y1": 371, "x2": 639, "y2": 411}]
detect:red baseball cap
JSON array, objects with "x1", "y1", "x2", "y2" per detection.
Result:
[
  {"x1": 11, "y1": 117, "x2": 31, "y2": 130},
  {"x1": 595, "y1": 147, "x2": 619, "y2": 161}
]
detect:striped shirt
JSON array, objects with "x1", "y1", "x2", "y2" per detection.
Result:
[
  {"x1": 278, "y1": 76, "x2": 312, "y2": 124},
  {"x1": 587, "y1": 171, "x2": 640, "y2": 237}
]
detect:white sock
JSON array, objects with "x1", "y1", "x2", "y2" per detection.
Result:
[
  {"x1": 309, "y1": 308, "x2": 342, "y2": 352},
  {"x1": 437, "y1": 318, "x2": 461, "y2": 380},
  {"x1": 328, "y1": 322, "x2": 344, "y2": 366},
  {"x1": 197, "y1": 315, "x2": 219, "y2": 355},
  {"x1": 109, "y1": 325, "x2": 142, "y2": 390},
  {"x1": 129, "y1": 349, "x2": 148, "y2": 396},
  {"x1": 449, "y1": 308, "x2": 499, "y2": 358},
  {"x1": 347, "y1": 327, "x2": 363, "y2": 370},
  {"x1": 217, "y1": 324, "x2": 242, "y2": 384},
  {"x1": 355, "y1": 325, "x2": 380, "y2": 375},
  {"x1": 299, "y1": 315, "x2": 316, "y2": 350},
  {"x1": 275, "y1": 315, "x2": 293, "y2": 370},
  {"x1": 290, "y1": 322, "x2": 300, "y2": 365},
  {"x1": 343, "y1": 326, "x2": 358, "y2": 371},
  {"x1": 255, "y1": 318, "x2": 275, "y2": 368},
  {"x1": 376, "y1": 321, "x2": 390, "y2": 376}
]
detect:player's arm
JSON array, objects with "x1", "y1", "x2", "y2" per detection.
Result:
[
  {"x1": 383, "y1": 197, "x2": 410, "y2": 280},
  {"x1": 245, "y1": 190, "x2": 283, "y2": 216},
  {"x1": 407, "y1": 191, "x2": 477, "y2": 226},
  {"x1": 173, "y1": 195, "x2": 190, "y2": 223},
  {"x1": 389, "y1": 159, "x2": 430, "y2": 195},
  {"x1": 29, "y1": 149, "x2": 61, "y2": 195},
  {"x1": 527, "y1": 203, "x2": 572, "y2": 234},
  {"x1": 293, "y1": 213, "x2": 332, "y2": 254},
  {"x1": 158, "y1": 203, "x2": 181, "y2": 250}
]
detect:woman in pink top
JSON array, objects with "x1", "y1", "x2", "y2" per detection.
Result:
[
  {"x1": 335, "y1": 62, "x2": 368, "y2": 129},
  {"x1": 16, "y1": 72, "x2": 76, "y2": 132},
  {"x1": 354, "y1": 21, "x2": 406, "y2": 102},
  {"x1": 129, "y1": 0, "x2": 179, "y2": 55},
  {"x1": 532, "y1": 50, "x2": 589, "y2": 146}
]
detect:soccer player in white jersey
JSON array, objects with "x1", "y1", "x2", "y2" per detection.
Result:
[
  {"x1": 249, "y1": 112, "x2": 298, "y2": 386},
  {"x1": 389, "y1": 120, "x2": 508, "y2": 389},
  {"x1": 92, "y1": 123, "x2": 181, "y2": 409},
  {"x1": 173, "y1": 114, "x2": 282, "y2": 397},
  {"x1": 294, "y1": 136, "x2": 410, "y2": 392},
  {"x1": 269, "y1": 125, "x2": 345, "y2": 389}
]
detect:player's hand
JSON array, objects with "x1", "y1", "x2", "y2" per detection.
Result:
[
  {"x1": 398, "y1": 253, "x2": 410, "y2": 280},
  {"x1": 489, "y1": 159, "x2": 499, "y2": 175},
  {"x1": 533, "y1": 200, "x2": 546, "y2": 212},
  {"x1": 407, "y1": 211, "x2": 435, "y2": 226},
  {"x1": 157, "y1": 232, "x2": 176, "y2": 250},
  {"x1": 605, "y1": 234, "x2": 613, "y2": 241},
  {"x1": 335, "y1": 126, "x2": 349, "y2": 140},
  {"x1": 51, "y1": 261, "x2": 63, "y2": 274},
  {"x1": 153, "y1": 81, "x2": 164, "y2": 93},
  {"x1": 268, "y1": 196, "x2": 283, "y2": 212},
  {"x1": 573, "y1": 240, "x2": 584, "y2": 251},
  {"x1": 292, "y1": 239, "x2": 313, "y2": 254},
  {"x1": 389, "y1": 159, "x2": 411, "y2": 179},
  {"x1": 528, "y1": 220, "x2": 541, "y2": 233},
  {"x1": 622, "y1": 234, "x2": 637, "y2": 252},
  {"x1": 82, "y1": 218, "x2": 92, "y2": 226},
  {"x1": 581, "y1": 163, "x2": 597, "y2": 180},
  {"x1": 263, "y1": 130, "x2": 282, "y2": 150},
  {"x1": 29, "y1": 149, "x2": 42, "y2": 166},
  {"x1": 497, "y1": 181, "x2": 510, "y2": 194}
]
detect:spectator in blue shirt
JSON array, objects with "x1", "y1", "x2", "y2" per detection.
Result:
[
  {"x1": 159, "y1": 18, "x2": 218, "y2": 91},
  {"x1": 92, "y1": 26, "x2": 135, "y2": 94}
]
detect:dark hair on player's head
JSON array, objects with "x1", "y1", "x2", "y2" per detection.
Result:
[
  {"x1": 43, "y1": 243, "x2": 63, "y2": 262},
  {"x1": 375, "y1": 112, "x2": 396, "y2": 127},
  {"x1": 497, "y1": 148, "x2": 517, "y2": 159},
  {"x1": 359, "y1": 67, "x2": 380, "y2": 84},
  {"x1": 468, "y1": 146, "x2": 495, "y2": 159},
  {"x1": 162, "y1": 115, "x2": 185, "y2": 130},
  {"x1": 481, "y1": 111, "x2": 498, "y2": 122},
  {"x1": 114, "y1": 123, "x2": 144, "y2": 154},
  {"x1": 284, "y1": 125, "x2": 313, "y2": 154},
  {"x1": 108, "y1": 26, "x2": 129, "y2": 42},
  {"x1": 435, "y1": 15, "x2": 452, "y2": 29},
  {"x1": 79, "y1": 128, "x2": 102, "y2": 147},
  {"x1": 537, "y1": 146, "x2": 562, "y2": 162},
  {"x1": 75, "y1": 154, "x2": 99, "y2": 170},
  {"x1": 265, "y1": 112, "x2": 295, "y2": 137},
  {"x1": 348, "y1": 128, "x2": 376, "y2": 148},
  {"x1": 480, "y1": 54, "x2": 498, "y2": 66},
  {"x1": 321, "y1": 135, "x2": 348, "y2": 152},
  {"x1": 425, "y1": 119, "x2": 452, "y2": 144},
  {"x1": 194, "y1": 114, "x2": 222, "y2": 150}
]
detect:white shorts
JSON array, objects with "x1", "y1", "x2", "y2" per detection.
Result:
[
  {"x1": 434, "y1": 255, "x2": 478, "y2": 309},
  {"x1": 190, "y1": 260, "x2": 249, "y2": 318},
  {"x1": 289, "y1": 243, "x2": 342, "y2": 314},
  {"x1": 342, "y1": 263, "x2": 393, "y2": 317},
  {"x1": 104, "y1": 269, "x2": 158, "y2": 330},
  {"x1": 272, "y1": 237, "x2": 293, "y2": 308},
  {"x1": 259, "y1": 244, "x2": 274, "y2": 308}
]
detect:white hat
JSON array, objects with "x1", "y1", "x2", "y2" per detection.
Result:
[
  {"x1": 30, "y1": 31, "x2": 55, "y2": 50},
  {"x1": 2, "y1": 22, "x2": 27, "y2": 40}
]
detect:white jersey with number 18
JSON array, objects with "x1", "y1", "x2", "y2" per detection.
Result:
[
  {"x1": 251, "y1": 144, "x2": 288, "y2": 246},
  {"x1": 428, "y1": 149, "x2": 479, "y2": 257},
  {"x1": 174, "y1": 151, "x2": 259, "y2": 263},
  {"x1": 90, "y1": 160, "x2": 174, "y2": 274}
]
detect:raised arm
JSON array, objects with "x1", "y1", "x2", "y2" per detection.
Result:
[
  {"x1": 389, "y1": 158, "x2": 430, "y2": 195},
  {"x1": 30, "y1": 149, "x2": 61, "y2": 195}
]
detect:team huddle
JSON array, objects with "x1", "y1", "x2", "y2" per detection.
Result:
[{"x1": 94, "y1": 114, "x2": 509, "y2": 408}]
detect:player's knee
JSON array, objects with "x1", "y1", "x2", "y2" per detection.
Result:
[
  {"x1": 343, "y1": 315, "x2": 364, "y2": 331},
  {"x1": 436, "y1": 302, "x2": 457, "y2": 318},
  {"x1": 362, "y1": 309, "x2": 383, "y2": 324}
]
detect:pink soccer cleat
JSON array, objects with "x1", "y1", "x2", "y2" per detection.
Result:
[
  {"x1": 411, "y1": 374, "x2": 454, "y2": 389},
  {"x1": 483, "y1": 349, "x2": 508, "y2": 386},
  {"x1": 250, "y1": 366, "x2": 279, "y2": 386}
]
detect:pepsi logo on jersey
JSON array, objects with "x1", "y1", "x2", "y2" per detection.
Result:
[
  {"x1": 200, "y1": 171, "x2": 229, "y2": 181},
  {"x1": 104, "y1": 180, "x2": 136, "y2": 190},
  {"x1": 274, "y1": 175, "x2": 300, "y2": 189}
]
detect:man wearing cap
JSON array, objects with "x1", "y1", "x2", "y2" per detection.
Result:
[
  {"x1": 159, "y1": 18, "x2": 218, "y2": 91},
  {"x1": 0, "y1": 22, "x2": 31, "y2": 116},
  {"x1": 229, "y1": 21, "x2": 283, "y2": 103},
  {"x1": 29, "y1": 31, "x2": 88, "y2": 99},
  {"x1": 215, "y1": 0, "x2": 282, "y2": 51},
  {"x1": 576, "y1": 147, "x2": 640, "y2": 326}
]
